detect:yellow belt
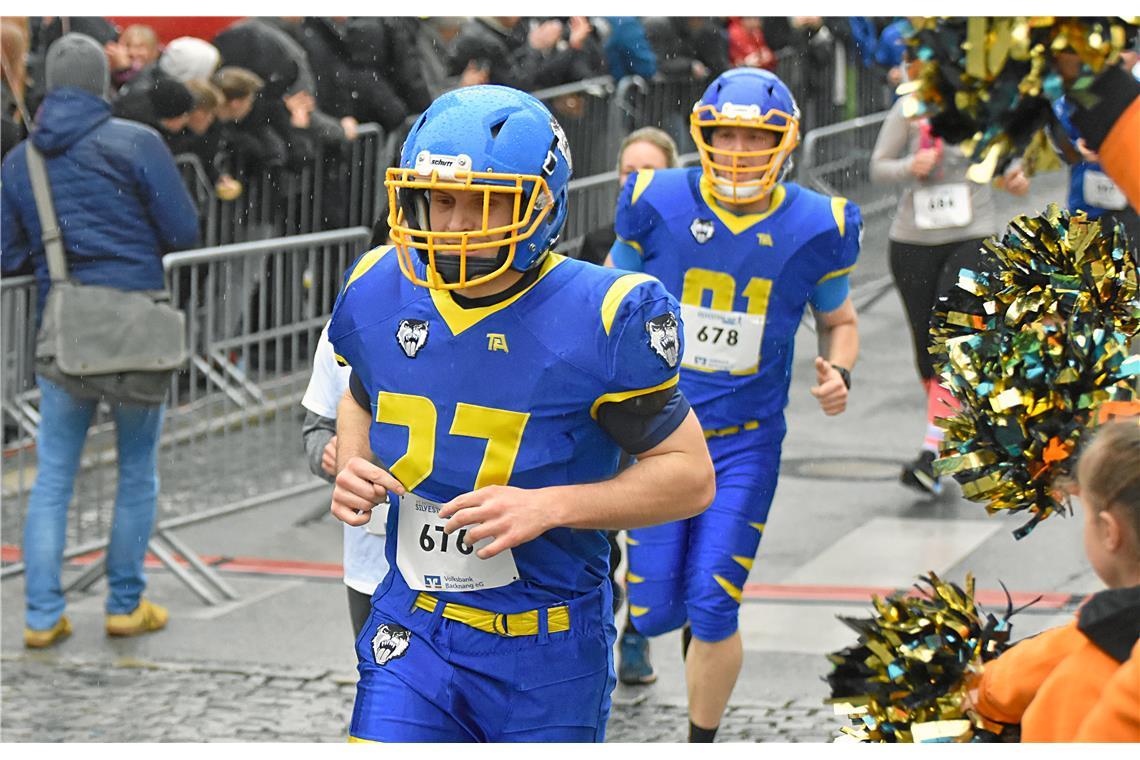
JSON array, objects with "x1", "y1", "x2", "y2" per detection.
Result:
[
  {"x1": 703, "y1": 419, "x2": 761, "y2": 440},
  {"x1": 413, "y1": 592, "x2": 571, "y2": 637}
]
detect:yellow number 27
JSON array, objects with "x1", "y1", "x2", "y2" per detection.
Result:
[{"x1": 376, "y1": 392, "x2": 530, "y2": 493}]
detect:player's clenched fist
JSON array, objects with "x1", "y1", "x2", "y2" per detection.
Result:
[
  {"x1": 331, "y1": 456, "x2": 405, "y2": 527},
  {"x1": 810, "y1": 357, "x2": 849, "y2": 416}
]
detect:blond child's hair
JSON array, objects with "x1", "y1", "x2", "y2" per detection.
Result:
[
  {"x1": 616, "y1": 127, "x2": 680, "y2": 174},
  {"x1": 211, "y1": 67, "x2": 264, "y2": 101},
  {"x1": 1077, "y1": 419, "x2": 1140, "y2": 548},
  {"x1": 185, "y1": 78, "x2": 223, "y2": 111}
]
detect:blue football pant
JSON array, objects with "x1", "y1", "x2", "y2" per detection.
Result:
[
  {"x1": 349, "y1": 579, "x2": 617, "y2": 742},
  {"x1": 626, "y1": 427, "x2": 781, "y2": 642}
]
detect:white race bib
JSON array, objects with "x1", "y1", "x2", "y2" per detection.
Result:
[
  {"x1": 680, "y1": 304, "x2": 765, "y2": 373},
  {"x1": 1082, "y1": 169, "x2": 1128, "y2": 211},
  {"x1": 395, "y1": 493, "x2": 519, "y2": 592},
  {"x1": 913, "y1": 184, "x2": 973, "y2": 230}
]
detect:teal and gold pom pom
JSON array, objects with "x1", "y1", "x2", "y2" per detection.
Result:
[
  {"x1": 826, "y1": 572, "x2": 1019, "y2": 743},
  {"x1": 930, "y1": 206, "x2": 1139, "y2": 538}
]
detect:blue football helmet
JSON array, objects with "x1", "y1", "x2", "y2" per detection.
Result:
[
  {"x1": 690, "y1": 68, "x2": 801, "y2": 204},
  {"x1": 386, "y1": 85, "x2": 573, "y2": 290}
]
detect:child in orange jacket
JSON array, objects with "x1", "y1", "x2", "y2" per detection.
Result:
[
  {"x1": 971, "y1": 419, "x2": 1140, "y2": 741},
  {"x1": 1075, "y1": 639, "x2": 1140, "y2": 742}
]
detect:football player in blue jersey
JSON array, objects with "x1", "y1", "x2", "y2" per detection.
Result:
[
  {"x1": 607, "y1": 68, "x2": 862, "y2": 742},
  {"x1": 326, "y1": 85, "x2": 715, "y2": 743}
]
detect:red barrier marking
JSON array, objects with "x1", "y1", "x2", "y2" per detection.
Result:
[{"x1": 0, "y1": 543, "x2": 1085, "y2": 607}]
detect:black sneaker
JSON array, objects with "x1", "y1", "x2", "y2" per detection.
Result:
[{"x1": 901, "y1": 450, "x2": 943, "y2": 495}]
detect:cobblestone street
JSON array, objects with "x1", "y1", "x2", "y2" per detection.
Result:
[{"x1": 0, "y1": 656, "x2": 834, "y2": 742}]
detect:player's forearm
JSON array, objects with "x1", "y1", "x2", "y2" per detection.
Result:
[
  {"x1": 335, "y1": 392, "x2": 374, "y2": 473},
  {"x1": 820, "y1": 320, "x2": 859, "y2": 370},
  {"x1": 544, "y1": 410, "x2": 715, "y2": 530}
]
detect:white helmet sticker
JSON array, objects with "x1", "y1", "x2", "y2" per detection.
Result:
[
  {"x1": 414, "y1": 150, "x2": 472, "y2": 180},
  {"x1": 550, "y1": 117, "x2": 572, "y2": 174},
  {"x1": 720, "y1": 102, "x2": 762, "y2": 121}
]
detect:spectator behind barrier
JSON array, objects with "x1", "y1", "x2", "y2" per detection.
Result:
[
  {"x1": 602, "y1": 17, "x2": 657, "y2": 80},
  {"x1": 2, "y1": 19, "x2": 30, "y2": 160},
  {"x1": 214, "y1": 19, "x2": 345, "y2": 158},
  {"x1": 158, "y1": 36, "x2": 221, "y2": 83},
  {"x1": 1, "y1": 32, "x2": 199, "y2": 650},
  {"x1": 642, "y1": 17, "x2": 729, "y2": 82},
  {"x1": 449, "y1": 16, "x2": 601, "y2": 91},
  {"x1": 211, "y1": 65, "x2": 310, "y2": 174},
  {"x1": 285, "y1": 16, "x2": 417, "y2": 135},
  {"x1": 113, "y1": 76, "x2": 195, "y2": 142},
  {"x1": 106, "y1": 23, "x2": 159, "y2": 91},
  {"x1": 169, "y1": 78, "x2": 241, "y2": 201},
  {"x1": 726, "y1": 18, "x2": 777, "y2": 71},
  {"x1": 578, "y1": 126, "x2": 679, "y2": 266}
]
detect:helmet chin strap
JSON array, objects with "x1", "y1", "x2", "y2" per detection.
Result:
[{"x1": 421, "y1": 247, "x2": 510, "y2": 285}]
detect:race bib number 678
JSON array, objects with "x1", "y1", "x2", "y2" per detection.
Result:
[{"x1": 680, "y1": 304, "x2": 765, "y2": 373}]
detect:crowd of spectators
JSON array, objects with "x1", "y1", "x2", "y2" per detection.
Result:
[{"x1": 1, "y1": 15, "x2": 906, "y2": 234}]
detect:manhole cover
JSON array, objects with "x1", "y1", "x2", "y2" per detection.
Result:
[{"x1": 781, "y1": 456, "x2": 902, "y2": 481}]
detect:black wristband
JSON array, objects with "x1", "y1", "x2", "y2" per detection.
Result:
[{"x1": 832, "y1": 365, "x2": 852, "y2": 390}]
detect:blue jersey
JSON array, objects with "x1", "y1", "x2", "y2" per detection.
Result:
[
  {"x1": 1052, "y1": 92, "x2": 1133, "y2": 218},
  {"x1": 328, "y1": 247, "x2": 682, "y2": 611},
  {"x1": 613, "y1": 167, "x2": 861, "y2": 433}
]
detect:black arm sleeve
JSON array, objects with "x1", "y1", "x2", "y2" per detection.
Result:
[
  {"x1": 349, "y1": 371, "x2": 371, "y2": 411},
  {"x1": 301, "y1": 410, "x2": 337, "y2": 484},
  {"x1": 596, "y1": 386, "x2": 691, "y2": 456}
]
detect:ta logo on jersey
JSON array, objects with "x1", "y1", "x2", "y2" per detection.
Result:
[
  {"x1": 646, "y1": 312, "x2": 680, "y2": 369},
  {"x1": 372, "y1": 623, "x2": 411, "y2": 665},
  {"x1": 690, "y1": 219, "x2": 715, "y2": 244},
  {"x1": 395, "y1": 319, "x2": 429, "y2": 359},
  {"x1": 486, "y1": 333, "x2": 509, "y2": 353},
  {"x1": 756, "y1": 232, "x2": 773, "y2": 247}
]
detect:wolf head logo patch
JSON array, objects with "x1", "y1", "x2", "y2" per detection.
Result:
[
  {"x1": 645, "y1": 312, "x2": 680, "y2": 369},
  {"x1": 395, "y1": 319, "x2": 429, "y2": 359},
  {"x1": 372, "y1": 623, "x2": 411, "y2": 665},
  {"x1": 690, "y1": 219, "x2": 714, "y2": 244}
]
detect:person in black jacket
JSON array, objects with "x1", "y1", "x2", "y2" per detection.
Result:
[
  {"x1": 448, "y1": 17, "x2": 601, "y2": 92},
  {"x1": 112, "y1": 77, "x2": 195, "y2": 146},
  {"x1": 642, "y1": 17, "x2": 730, "y2": 82}
]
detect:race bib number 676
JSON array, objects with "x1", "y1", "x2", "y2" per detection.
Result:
[{"x1": 396, "y1": 493, "x2": 519, "y2": 592}]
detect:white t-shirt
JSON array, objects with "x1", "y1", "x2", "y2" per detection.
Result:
[{"x1": 302, "y1": 324, "x2": 390, "y2": 595}]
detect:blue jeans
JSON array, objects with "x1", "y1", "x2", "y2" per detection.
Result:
[{"x1": 24, "y1": 376, "x2": 165, "y2": 631}]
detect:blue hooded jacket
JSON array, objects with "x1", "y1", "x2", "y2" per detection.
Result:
[
  {"x1": 604, "y1": 17, "x2": 657, "y2": 80},
  {"x1": 1, "y1": 88, "x2": 199, "y2": 323}
]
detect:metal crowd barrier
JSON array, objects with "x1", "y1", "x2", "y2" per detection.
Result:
[
  {"x1": 172, "y1": 122, "x2": 387, "y2": 248},
  {"x1": 531, "y1": 76, "x2": 623, "y2": 178},
  {"x1": 798, "y1": 110, "x2": 896, "y2": 221},
  {"x1": 1, "y1": 228, "x2": 372, "y2": 603},
  {"x1": 346, "y1": 123, "x2": 386, "y2": 229},
  {"x1": 619, "y1": 75, "x2": 709, "y2": 157}
]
